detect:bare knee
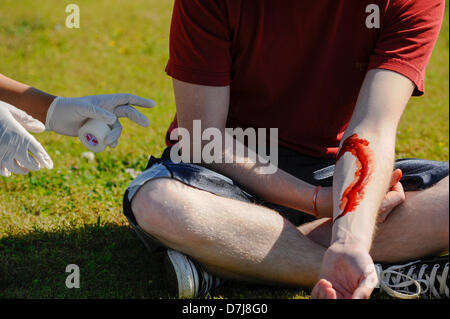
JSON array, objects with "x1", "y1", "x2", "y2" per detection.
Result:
[{"x1": 131, "y1": 178, "x2": 195, "y2": 244}]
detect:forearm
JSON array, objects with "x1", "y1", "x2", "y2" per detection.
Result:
[
  {"x1": 0, "y1": 73, "x2": 56, "y2": 123},
  {"x1": 330, "y1": 69, "x2": 414, "y2": 250},
  {"x1": 202, "y1": 133, "x2": 332, "y2": 216},
  {"x1": 331, "y1": 129, "x2": 395, "y2": 249}
]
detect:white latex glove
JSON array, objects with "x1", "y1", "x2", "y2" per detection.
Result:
[
  {"x1": 45, "y1": 94, "x2": 156, "y2": 148},
  {"x1": 0, "y1": 101, "x2": 53, "y2": 177}
]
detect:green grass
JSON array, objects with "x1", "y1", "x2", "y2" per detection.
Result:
[{"x1": 0, "y1": 0, "x2": 448, "y2": 299}]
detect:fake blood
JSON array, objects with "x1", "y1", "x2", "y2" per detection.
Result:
[{"x1": 334, "y1": 134, "x2": 374, "y2": 221}]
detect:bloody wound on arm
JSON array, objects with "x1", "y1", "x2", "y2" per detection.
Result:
[{"x1": 334, "y1": 133, "x2": 375, "y2": 221}]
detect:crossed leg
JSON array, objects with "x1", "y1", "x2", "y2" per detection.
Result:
[{"x1": 131, "y1": 176, "x2": 449, "y2": 289}]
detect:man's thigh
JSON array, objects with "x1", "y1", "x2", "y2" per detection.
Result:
[{"x1": 123, "y1": 162, "x2": 253, "y2": 253}]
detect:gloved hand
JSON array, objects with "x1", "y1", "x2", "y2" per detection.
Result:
[
  {"x1": 0, "y1": 101, "x2": 53, "y2": 177},
  {"x1": 45, "y1": 94, "x2": 156, "y2": 148}
]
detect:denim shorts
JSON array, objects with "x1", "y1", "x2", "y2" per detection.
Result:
[{"x1": 123, "y1": 146, "x2": 449, "y2": 253}]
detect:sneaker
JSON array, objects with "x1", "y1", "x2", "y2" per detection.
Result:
[
  {"x1": 164, "y1": 249, "x2": 222, "y2": 298},
  {"x1": 375, "y1": 255, "x2": 449, "y2": 299}
]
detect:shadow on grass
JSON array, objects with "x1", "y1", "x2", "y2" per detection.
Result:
[{"x1": 0, "y1": 224, "x2": 305, "y2": 299}]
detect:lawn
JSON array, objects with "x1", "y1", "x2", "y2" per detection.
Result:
[{"x1": 0, "y1": 0, "x2": 448, "y2": 299}]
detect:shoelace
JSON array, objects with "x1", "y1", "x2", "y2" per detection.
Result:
[
  {"x1": 198, "y1": 266, "x2": 222, "y2": 296},
  {"x1": 376, "y1": 261, "x2": 449, "y2": 299}
]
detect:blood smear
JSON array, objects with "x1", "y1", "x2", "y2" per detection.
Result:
[{"x1": 335, "y1": 133, "x2": 375, "y2": 221}]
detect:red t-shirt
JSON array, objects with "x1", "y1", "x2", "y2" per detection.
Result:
[{"x1": 165, "y1": 0, "x2": 444, "y2": 158}]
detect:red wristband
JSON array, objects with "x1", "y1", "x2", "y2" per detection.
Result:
[{"x1": 312, "y1": 186, "x2": 321, "y2": 217}]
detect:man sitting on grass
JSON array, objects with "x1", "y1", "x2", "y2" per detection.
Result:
[{"x1": 123, "y1": 0, "x2": 449, "y2": 299}]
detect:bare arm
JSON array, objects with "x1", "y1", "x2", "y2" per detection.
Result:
[
  {"x1": 172, "y1": 79, "x2": 333, "y2": 217},
  {"x1": 332, "y1": 69, "x2": 414, "y2": 249},
  {"x1": 312, "y1": 68, "x2": 414, "y2": 299},
  {"x1": 0, "y1": 73, "x2": 56, "y2": 123}
]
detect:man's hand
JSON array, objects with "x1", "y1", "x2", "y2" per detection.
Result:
[
  {"x1": 311, "y1": 242, "x2": 378, "y2": 299},
  {"x1": 45, "y1": 94, "x2": 156, "y2": 148},
  {"x1": 0, "y1": 101, "x2": 53, "y2": 177},
  {"x1": 378, "y1": 168, "x2": 405, "y2": 223}
]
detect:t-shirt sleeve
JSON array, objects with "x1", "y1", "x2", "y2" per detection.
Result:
[
  {"x1": 165, "y1": 0, "x2": 231, "y2": 86},
  {"x1": 368, "y1": 0, "x2": 445, "y2": 96}
]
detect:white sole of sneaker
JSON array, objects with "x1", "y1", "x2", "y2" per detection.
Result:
[{"x1": 167, "y1": 249, "x2": 199, "y2": 298}]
